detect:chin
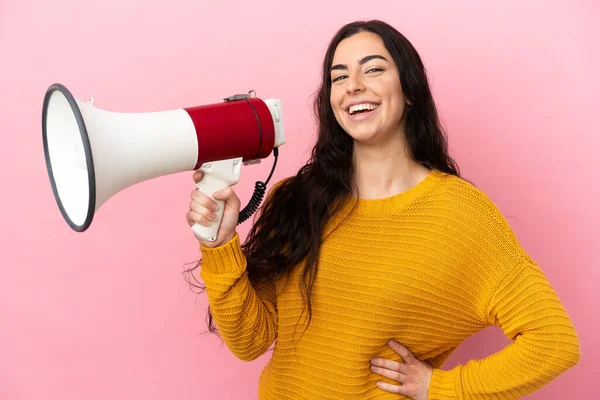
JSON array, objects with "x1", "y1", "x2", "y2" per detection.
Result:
[
  {"x1": 348, "y1": 131, "x2": 382, "y2": 145},
  {"x1": 345, "y1": 124, "x2": 383, "y2": 141}
]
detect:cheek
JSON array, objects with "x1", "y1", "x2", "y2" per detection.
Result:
[
  {"x1": 387, "y1": 100, "x2": 405, "y2": 122},
  {"x1": 329, "y1": 87, "x2": 342, "y2": 106},
  {"x1": 386, "y1": 89, "x2": 406, "y2": 118},
  {"x1": 329, "y1": 90, "x2": 345, "y2": 117}
]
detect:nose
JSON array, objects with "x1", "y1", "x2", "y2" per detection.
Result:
[{"x1": 346, "y1": 74, "x2": 364, "y2": 94}]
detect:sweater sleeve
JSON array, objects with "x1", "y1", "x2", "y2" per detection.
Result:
[
  {"x1": 199, "y1": 232, "x2": 278, "y2": 362},
  {"x1": 427, "y1": 254, "x2": 581, "y2": 399}
]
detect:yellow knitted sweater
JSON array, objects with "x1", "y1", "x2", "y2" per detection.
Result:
[{"x1": 199, "y1": 169, "x2": 580, "y2": 399}]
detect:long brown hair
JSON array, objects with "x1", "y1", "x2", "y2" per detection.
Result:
[{"x1": 186, "y1": 19, "x2": 461, "y2": 336}]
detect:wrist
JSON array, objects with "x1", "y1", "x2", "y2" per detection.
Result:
[{"x1": 199, "y1": 231, "x2": 236, "y2": 249}]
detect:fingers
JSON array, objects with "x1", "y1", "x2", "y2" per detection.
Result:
[
  {"x1": 186, "y1": 209, "x2": 215, "y2": 228},
  {"x1": 193, "y1": 170, "x2": 203, "y2": 184},
  {"x1": 372, "y1": 341, "x2": 433, "y2": 398},
  {"x1": 371, "y1": 358, "x2": 408, "y2": 375},
  {"x1": 190, "y1": 189, "x2": 219, "y2": 212},
  {"x1": 190, "y1": 170, "x2": 239, "y2": 210},
  {"x1": 188, "y1": 191, "x2": 219, "y2": 227},
  {"x1": 213, "y1": 187, "x2": 241, "y2": 209},
  {"x1": 388, "y1": 340, "x2": 417, "y2": 364},
  {"x1": 375, "y1": 381, "x2": 407, "y2": 395},
  {"x1": 370, "y1": 365, "x2": 406, "y2": 383}
]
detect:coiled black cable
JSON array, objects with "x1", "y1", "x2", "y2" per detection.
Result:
[{"x1": 237, "y1": 147, "x2": 279, "y2": 224}]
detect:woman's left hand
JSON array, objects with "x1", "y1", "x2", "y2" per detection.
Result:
[{"x1": 371, "y1": 340, "x2": 433, "y2": 400}]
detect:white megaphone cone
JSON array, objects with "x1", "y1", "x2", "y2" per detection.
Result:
[{"x1": 42, "y1": 83, "x2": 285, "y2": 241}]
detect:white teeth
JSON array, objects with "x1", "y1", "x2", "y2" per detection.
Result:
[{"x1": 349, "y1": 103, "x2": 379, "y2": 115}]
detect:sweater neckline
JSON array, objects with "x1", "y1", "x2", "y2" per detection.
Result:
[{"x1": 346, "y1": 169, "x2": 444, "y2": 215}]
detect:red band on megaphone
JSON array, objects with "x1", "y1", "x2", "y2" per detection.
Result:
[{"x1": 184, "y1": 98, "x2": 275, "y2": 169}]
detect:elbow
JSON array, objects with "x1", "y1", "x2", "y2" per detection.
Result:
[
  {"x1": 236, "y1": 353, "x2": 260, "y2": 362},
  {"x1": 528, "y1": 324, "x2": 581, "y2": 381},
  {"x1": 547, "y1": 325, "x2": 581, "y2": 375},
  {"x1": 227, "y1": 340, "x2": 274, "y2": 362},
  {"x1": 566, "y1": 333, "x2": 581, "y2": 370},
  {"x1": 562, "y1": 323, "x2": 581, "y2": 370},
  {"x1": 232, "y1": 346, "x2": 270, "y2": 362},
  {"x1": 220, "y1": 328, "x2": 276, "y2": 362}
]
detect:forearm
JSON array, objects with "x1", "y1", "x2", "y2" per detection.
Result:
[
  {"x1": 200, "y1": 233, "x2": 278, "y2": 361},
  {"x1": 429, "y1": 330, "x2": 579, "y2": 399}
]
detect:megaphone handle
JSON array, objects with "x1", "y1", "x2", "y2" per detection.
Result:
[{"x1": 191, "y1": 157, "x2": 243, "y2": 242}]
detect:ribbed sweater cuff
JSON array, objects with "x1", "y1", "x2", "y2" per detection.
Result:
[
  {"x1": 428, "y1": 368, "x2": 458, "y2": 400},
  {"x1": 199, "y1": 233, "x2": 246, "y2": 275}
]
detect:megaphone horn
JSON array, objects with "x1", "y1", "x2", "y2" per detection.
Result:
[{"x1": 42, "y1": 83, "x2": 285, "y2": 241}]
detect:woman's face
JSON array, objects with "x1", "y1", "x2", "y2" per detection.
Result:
[{"x1": 329, "y1": 31, "x2": 411, "y2": 146}]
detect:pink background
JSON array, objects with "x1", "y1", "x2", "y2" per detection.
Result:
[{"x1": 1, "y1": 1, "x2": 597, "y2": 399}]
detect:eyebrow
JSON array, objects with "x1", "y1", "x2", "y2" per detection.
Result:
[{"x1": 330, "y1": 54, "x2": 388, "y2": 73}]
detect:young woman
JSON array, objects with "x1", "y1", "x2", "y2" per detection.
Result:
[{"x1": 186, "y1": 20, "x2": 580, "y2": 400}]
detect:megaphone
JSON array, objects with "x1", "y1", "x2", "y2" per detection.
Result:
[{"x1": 42, "y1": 83, "x2": 285, "y2": 241}]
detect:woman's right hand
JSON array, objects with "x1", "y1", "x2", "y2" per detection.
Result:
[{"x1": 187, "y1": 170, "x2": 240, "y2": 248}]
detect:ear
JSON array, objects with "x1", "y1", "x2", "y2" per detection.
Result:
[{"x1": 407, "y1": 99, "x2": 413, "y2": 106}]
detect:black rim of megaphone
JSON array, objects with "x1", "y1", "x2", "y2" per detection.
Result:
[{"x1": 42, "y1": 83, "x2": 96, "y2": 232}]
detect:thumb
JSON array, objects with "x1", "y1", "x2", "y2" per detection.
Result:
[
  {"x1": 213, "y1": 187, "x2": 241, "y2": 210},
  {"x1": 213, "y1": 187, "x2": 232, "y2": 201}
]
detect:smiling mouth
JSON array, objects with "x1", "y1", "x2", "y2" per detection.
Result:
[{"x1": 348, "y1": 103, "x2": 380, "y2": 116}]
